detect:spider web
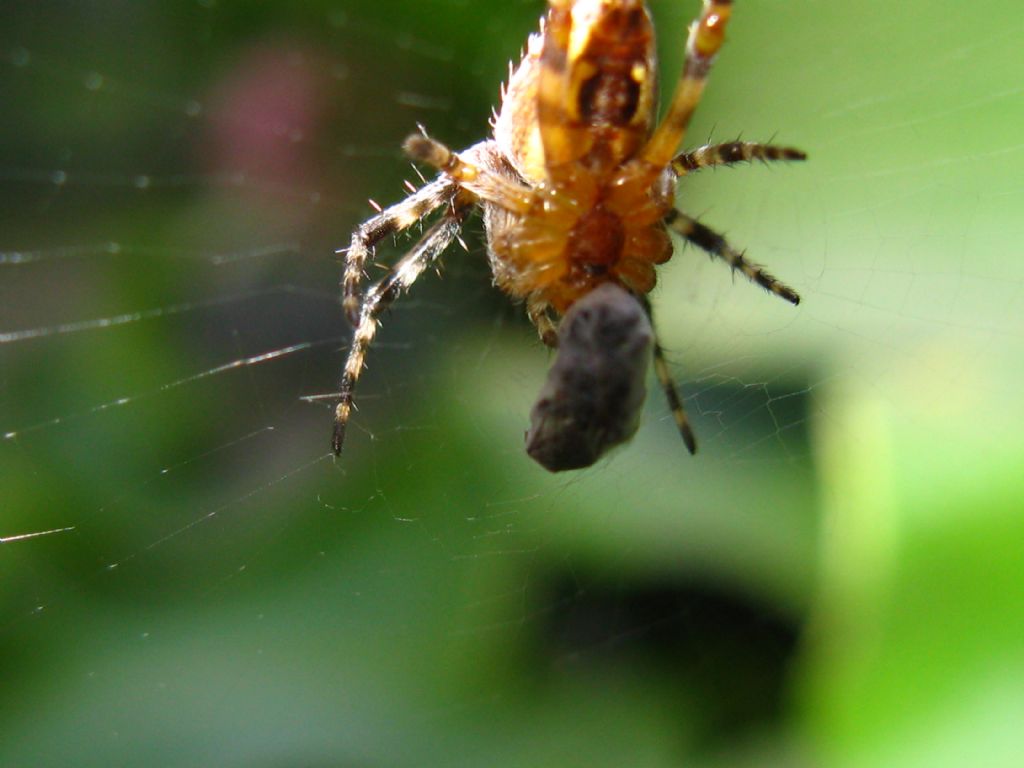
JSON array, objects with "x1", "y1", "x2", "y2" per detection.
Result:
[{"x1": 2, "y1": 1, "x2": 1022, "y2": 766}]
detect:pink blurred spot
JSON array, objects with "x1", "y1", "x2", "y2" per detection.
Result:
[{"x1": 204, "y1": 43, "x2": 327, "y2": 194}]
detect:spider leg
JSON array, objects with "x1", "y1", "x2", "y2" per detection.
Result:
[
  {"x1": 527, "y1": 296, "x2": 559, "y2": 348},
  {"x1": 535, "y1": 0, "x2": 579, "y2": 171},
  {"x1": 665, "y1": 209, "x2": 801, "y2": 306},
  {"x1": 332, "y1": 199, "x2": 471, "y2": 457},
  {"x1": 638, "y1": 0, "x2": 733, "y2": 170},
  {"x1": 403, "y1": 133, "x2": 532, "y2": 214},
  {"x1": 672, "y1": 141, "x2": 806, "y2": 175},
  {"x1": 639, "y1": 296, "x2": 697, "y2": 455},
  {"x1": 342, "y1": 177, "x2": 457, "y2": 325}
]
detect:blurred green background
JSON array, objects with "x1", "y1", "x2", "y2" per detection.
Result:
[{"x1": 2, "y1": 1, "x2": 1022, "y2": 766}]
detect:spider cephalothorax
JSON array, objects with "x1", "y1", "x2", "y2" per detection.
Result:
[{"x1": 334, "y1": 0, "x2": 804, "y2": 469}]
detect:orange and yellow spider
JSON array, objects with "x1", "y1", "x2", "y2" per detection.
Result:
[{"x1": 333, "y1": 0, "x2": 804, "y2": 468}]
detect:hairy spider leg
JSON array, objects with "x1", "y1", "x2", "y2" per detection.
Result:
[
  {"x1": 527, "y1": 296, "x2": 560, "y2": 348},
  {"x1": 535, "y1": 0, "x2": 577, "y2": 171},
  {"x1": 333, "y1": 200, "x2": 472, "y2": 456},
  {"x1": 672, "y1": 141, "x2": 806, "y2": 174},
  {"x1": 637, "y1": 0, "x2": 733, "y2": 171},
  {"x1": 403, "y1": 133, "x2": 533, "y2": 213},
  {"x1": 342, "y1": 177, "x2": 457, "y2": 325},
  {"x1": 664, "y1": 209, "x2": 801, "y2": 305},
  {"x1": 640, "y1": 295, "x2": 698, "y2": 454}
]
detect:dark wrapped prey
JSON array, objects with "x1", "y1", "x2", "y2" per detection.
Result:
[{"x1": 526, "y1": 283, "x2": 653, "y2": 472}]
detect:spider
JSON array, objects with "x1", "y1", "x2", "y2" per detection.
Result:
[{"x1": 333, "y1": 0, "x2": 804, "y2": 464}]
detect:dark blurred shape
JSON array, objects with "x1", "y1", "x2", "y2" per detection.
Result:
[
  {"x1": 526, "y1": 283, "x2": 652, "y2": 471},
  {"x1": 541, "y1": 572, "x2": 802, "y2": 749}
]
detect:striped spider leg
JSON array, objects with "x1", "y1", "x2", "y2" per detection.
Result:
[
  {"x1": 333, "y1": 134, "x2": 534, "y2": 456},
  {"x1": 341, "y1": 176, "x2": 457, "y2": 325},
  {"x1": 333, "y1": 196, "x2": 470, "y2": 456},
  {"x1": 667, "y1": 140, "x2": 806, "y2": 306}
]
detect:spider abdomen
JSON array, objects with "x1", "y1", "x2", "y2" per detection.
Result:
[{"x1": 526, "y1": 282, "x2": 653, "y2": 472}]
